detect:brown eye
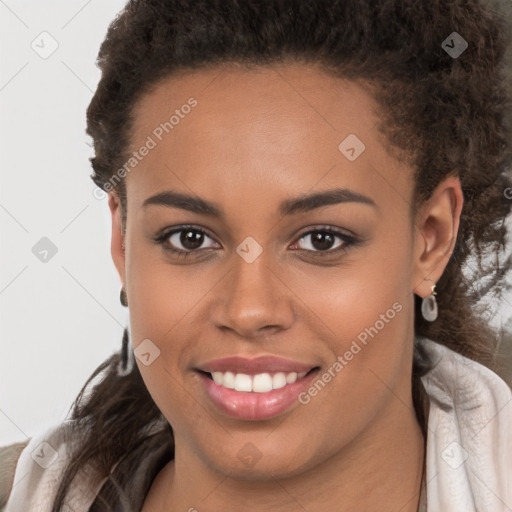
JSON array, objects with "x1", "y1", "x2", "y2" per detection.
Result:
[
  {"x1": 289, "y1": 227, "x2": 359, "y2": 256},
  {"x1": 300, "y1": 231, "x2": 339, "y2": 251},
  {"x1": 154, "y1": 225, "x2": 219, "y2": 257},
  {"x1": 173, "y1": 228, "x2": 208, "y2": 251}
]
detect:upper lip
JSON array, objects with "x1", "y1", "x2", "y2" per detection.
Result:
[{"x1": 197, "y1": 356, "x2": 317, "y2": 375}]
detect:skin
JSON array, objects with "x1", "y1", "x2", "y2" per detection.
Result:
[{"x1": 107, "y1": 62, "x2": 463, "y2": 511}]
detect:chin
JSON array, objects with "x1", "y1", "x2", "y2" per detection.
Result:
[{"x1": 198, "y1": 439, "x2": 320, "y2": 481}]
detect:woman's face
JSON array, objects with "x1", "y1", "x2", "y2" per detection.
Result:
[{"x1": 109, "y1": 62, "x2": 446, "y2": 479}]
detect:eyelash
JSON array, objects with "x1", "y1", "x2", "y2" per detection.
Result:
[{"x1": 152, "y1": 224, "x2": 360, "y2": 261}]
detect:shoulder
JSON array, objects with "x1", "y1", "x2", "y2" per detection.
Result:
[
  {"x1": 1, "y1": 421, "x2": 101, "y2": 512},
  {"x1": 419, "y1": 336, "x2": 512, "y2": 509},
  {"x1": 0, "y1": 440, "x2": 30, "y2": 510},
  {"x1": 419, "y1": 335, "x2": 512, "y2": 405}
]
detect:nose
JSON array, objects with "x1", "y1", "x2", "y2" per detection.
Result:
[{"x1": 210, "y1": 252, "x2": 295, "y2": 340}]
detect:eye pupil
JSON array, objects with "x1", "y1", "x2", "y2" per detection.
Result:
[
  {"x1": 312, "y1": 232, "x2": 334, "y2": 251},
  {"x1": 181, "y1": 229, "x2": 204, "y2": 250}
]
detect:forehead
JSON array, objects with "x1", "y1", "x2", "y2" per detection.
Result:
[
  {"x1": 131, "y1": 61, "x2": 379, "y2": 145},
  {"x1": 125, "y1": 62, "x2": 414, "y2": 215}
]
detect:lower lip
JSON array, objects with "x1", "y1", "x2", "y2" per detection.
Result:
[{"x1": 197, "y1": 369, "x2": 319, "y2": 420}]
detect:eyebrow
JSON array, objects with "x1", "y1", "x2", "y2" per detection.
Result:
[{"x1": 142, "y1": 187, "x2": 377, "y2": 218}]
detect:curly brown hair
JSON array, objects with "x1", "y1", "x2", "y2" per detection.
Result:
[{"x1": 50, "y1": 0, "x2": 512, "y2": 510}]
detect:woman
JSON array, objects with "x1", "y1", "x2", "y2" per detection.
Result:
[{"x1": 2, "y1": 0, "x2": 512, "y2": 510}]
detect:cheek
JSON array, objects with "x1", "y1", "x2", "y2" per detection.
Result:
[
  {"x1": 299, "y1": 236, "x2": 411, "y2": 348},
  {"x1": 135, "y1": 356, "x2": 206, "y2": 441},
  {"x1": 124, "y1": 242, "x2": 191, "y2": 398},
  {"x1": 125, "y1": 245, "x2": 203, "y2": 426},
  {"x1": 300, "y1": 226, "x2": 414, "y2": 403},
  {"x1": 126, "y1": 236, "x2": 209, "y2": 338}
]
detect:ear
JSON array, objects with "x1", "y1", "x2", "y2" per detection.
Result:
[
  {"x1": 108, "y1": 192, "x2": 126, "y2": 289},
  {"x1": 412, "y1": 176, "x2": 464, "y2": 298}
]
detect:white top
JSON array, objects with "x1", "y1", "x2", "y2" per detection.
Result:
[{"x1": 3, "y1": 336, "x2": 512, "y2": 511}]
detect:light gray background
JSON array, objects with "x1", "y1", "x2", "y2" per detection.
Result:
[
  {"x1": 1, "y1": 0, "x2": 512, "y2": 447},
  {"x1": 1, "y1": 0, "x2": 128, "y2": 446}
]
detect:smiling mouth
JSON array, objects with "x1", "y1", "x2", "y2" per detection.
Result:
[{"x1": 198, "y1": 367, "x2": 319, "y2": 393}]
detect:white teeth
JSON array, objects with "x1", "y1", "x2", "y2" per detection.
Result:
[
  {"x1": 209, "y1": 370, "x2": 309, "y2": 392},
  {"x1": 223, "y1": 371, "x2": 235, "y2": 389},
  {"x1": 286, "y1": 372, "x2": 298, "y2": 384},
  {"x1": 272, "y1": 372, "x2": 287, "y2": 389},
  {"x1": 253, "y1": 373, "x2": 273, "y2": 393},
  {"x1": 212, "y1": 372, "x2": 223, "y2": 385},
  {"x1": 234, "y1": 373, "x2": 252, "y2": 392}
]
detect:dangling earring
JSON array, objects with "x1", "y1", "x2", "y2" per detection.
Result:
[
  {"x1": 120, "y1": 287, "x2": 128, "y2": 307},
  {"x1": 421, "y1": 282, "x2": 438, "y2": 322},
  {"x1": 117, "y1": 326, "x2": 134, "y2": 376}
]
